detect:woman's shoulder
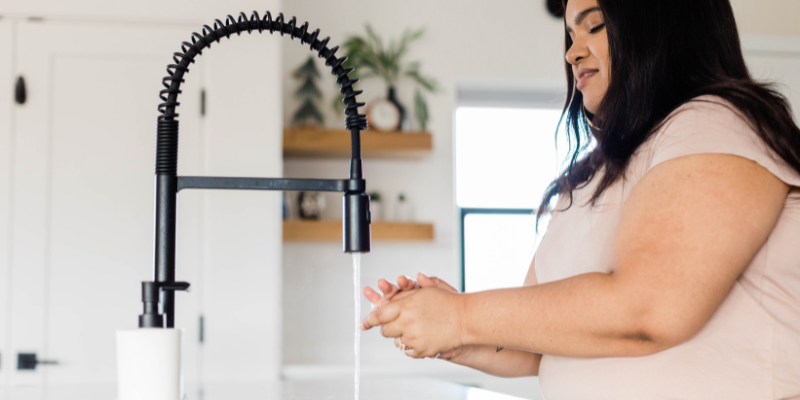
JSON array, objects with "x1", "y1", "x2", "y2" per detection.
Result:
[
  {"x1": 647, "y1": 95, "x2": 800, "y2": 187},
  {"x1": 659, "y1": 95, "x2": 750, "y2": 134}
]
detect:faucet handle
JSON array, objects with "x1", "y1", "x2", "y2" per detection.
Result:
[
  {"x1": 160, "y1": 281, "x2": 191, "y2": 293},
  {"x1": 138, "y1": 281, "x2": 191, "y2": 328}
]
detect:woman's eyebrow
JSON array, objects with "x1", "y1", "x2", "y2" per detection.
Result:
[{"x1": 573, "y1": 7, "x2": 601, "y2": 27}]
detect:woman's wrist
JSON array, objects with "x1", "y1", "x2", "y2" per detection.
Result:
[{"x1": 457, "y1": 292, "x2": 476, "y2": 347}]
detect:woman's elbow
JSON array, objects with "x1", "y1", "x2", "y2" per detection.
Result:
[
  {"x1": 603, "y1": 275, "x2": 708, "y2": 356},
  {"x1": 625, "y1": 311, "x2": 702, "y2": 356}
]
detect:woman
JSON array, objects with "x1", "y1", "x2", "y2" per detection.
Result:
[{"x1": 361, "y1": 0, "x2": 800, "y2": 398}]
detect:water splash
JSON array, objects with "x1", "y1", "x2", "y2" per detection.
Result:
[{"x1": 352, "y1": 253, "x2": 362, "y2": 400}]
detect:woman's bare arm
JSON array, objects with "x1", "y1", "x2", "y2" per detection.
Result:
[
  {"x1": 448, "y1": 345, "x2": 542, "y2": 377},
  {"x1": 445, "y1": 258, "x2": 543, "y2": 377},
  {"x1": 364, "y1": 154, "x2": 790, "y2": 359},
  {"x1": 457, "y1": 154, "x2": 789, "y2": 357}
]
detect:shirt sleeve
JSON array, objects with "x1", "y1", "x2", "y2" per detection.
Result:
[{"x1": 649, "y1": 96, "x2": 800, "y2": 188}]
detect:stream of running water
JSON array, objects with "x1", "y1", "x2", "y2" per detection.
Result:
[{"x1": 352, "y1": 253, "x2": 362, "y2": 400}]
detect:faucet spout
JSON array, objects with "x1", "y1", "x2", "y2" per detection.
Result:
[
  {"x1": 344, "y1": 158, "x2": 370, "y2": 253},
  {"x1": 140, "y1": 12, "x2": 371, "y2": 329},
  {"x1": 344, "y1": 192, "x2": 371, "y2": 253}
]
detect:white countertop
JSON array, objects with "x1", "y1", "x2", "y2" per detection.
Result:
[{"x1": 0, "y1": 379, "x2": 527, "y2": 400}]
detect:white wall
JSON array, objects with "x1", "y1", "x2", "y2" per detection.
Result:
[
  {"x1": 199, "y1": 31, "x2": 284, "y2": 383},
  {"x1": 732, "y1": 0, "x2": 800, "y2": 36},
  {"x1": 0, "y1": 0, "x2": 280, "y2": 25}
]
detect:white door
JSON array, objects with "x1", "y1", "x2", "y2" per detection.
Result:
[
  {"x1": 10, "y1": 17, "x2": 283, "y2": 386},
  {"x1": 11, "y1": 20, "x2": 204, "y2": 386},
  {"x1": 0, "y1": 20, "x2": 15, "y2": 387}
]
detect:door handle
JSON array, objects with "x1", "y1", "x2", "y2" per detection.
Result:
[
  {"x1": 15, "y1": 76, "x2": 26, "y2": 105},
  {"x1": 17, "y1": 353, "x2": 59, "y2": 370}
]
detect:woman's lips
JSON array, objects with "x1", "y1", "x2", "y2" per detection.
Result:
[{"x1": 576, "y1": 69, "x2": 599, "y2": 90}]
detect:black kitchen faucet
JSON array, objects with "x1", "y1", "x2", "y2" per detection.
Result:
[{"x1": 139, "y1": 12, "x2": 372, "y2": 329}]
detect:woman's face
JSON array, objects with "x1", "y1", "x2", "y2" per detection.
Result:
[{"x1": 565, "y1": 0, "x2": 609, "y2": 114}]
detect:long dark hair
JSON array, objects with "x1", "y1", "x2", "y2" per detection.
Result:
[{"x1": 537, "y1": 0, "x2": 800, "y2": 221}]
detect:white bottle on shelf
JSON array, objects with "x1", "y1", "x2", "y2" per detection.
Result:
[{"x1": 395, "y1": 193, "x2": 414, "y2": 222}]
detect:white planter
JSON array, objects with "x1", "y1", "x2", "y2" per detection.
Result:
[{"x1": 117, "y1": 329, "x2": 184, "y2": 400}]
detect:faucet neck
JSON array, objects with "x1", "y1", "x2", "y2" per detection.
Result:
[{"x1": 349, "y1": 158, "x2": 363, "y2": 182}]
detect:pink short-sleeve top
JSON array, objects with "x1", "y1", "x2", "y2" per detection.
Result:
[{"x1": 532, "y1": 96, "x2": 800, "y2": 400}]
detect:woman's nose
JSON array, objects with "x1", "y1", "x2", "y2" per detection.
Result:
[{"x1": 566, "y1": 39, "x2": 589, "y2": 65}]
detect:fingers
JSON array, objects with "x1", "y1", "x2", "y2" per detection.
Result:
[
  {"x1": 394, "y1": 336, "x2": 420, "y2": 358},
  {"x1": 390, "y1": 289, "x2": 417, "y2": 302},
  {"x1": 365, "y1": 275, "x2": 420, "y2": 311},
  {"x1": 418, "y1": 273, "x2": 459, "y2": 293},
  {"x1": 404, "y1": 348, "x2": 424, "y2": 359},
  {"x1": 363, "y1": 286, "x2": 382, "y2": 305},
  {"x1": 417, "y1": 273, "x2": 437, "y2": 288},
  {"x1": 435, "y1": 348, "x2": 459, "y2": 360},
  {"x1": 379, "y1": 320, "x2": 403, "y2": 338},
  {"x1": 397, "y1": 275, "x2": 419, "y2": 291},
  {"x1": 395, "y1": 337, "x2": 420, "y2": 358},
  {"x1": 368, "y1": 275, "x2": 424, "y2": 310},
  {"x1": 361, "y1": 301, "x2": 401, "y2": 331},
  {"x1": 377, "y1": 279, "x2": 399, "y2": 297}
]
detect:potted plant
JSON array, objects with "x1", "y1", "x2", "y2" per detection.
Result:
[
  {"x1": 368, "y1": 191, "x2": 383, "y2": 221},
  {"x1": 337, "y1": 25, "x2": 438, "y2": 132},
  {"x1": 292, "y1": 56, "x2": 325, "y2": 128}
]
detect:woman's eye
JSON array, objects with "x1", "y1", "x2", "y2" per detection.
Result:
[{"x1": 590, "y1": 23, "x2": 606, "y2": 34}]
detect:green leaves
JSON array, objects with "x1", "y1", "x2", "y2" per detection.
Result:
[
  {"x1": 292, "y1": 55, "x2": 324, "y2": 127},
  {"x1": 405, "y1": 62, "x2": 438, "y2": 93},
  {"x1": 293, "y1": 98, "x2": 324, "y2": 127},
  {"x1": 342, "y1": 24, "x2": 437, "y2": 89},
  {"x1": 295, "y1": 77, "x2": 322, "y2": 99},
  {"x1": 340, "y1": 24, "x2": 440, "y2": 131},
  {"x1": 414, "y1": 89, "x2": 430, "y2": 132},
  {"x1": 293, "y1": 56, "x2": 321, "y2": 79}
]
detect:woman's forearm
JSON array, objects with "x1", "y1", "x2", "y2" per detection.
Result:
[
  {"x1": 449, "y1": 345, "x2": 541, "y2": 378},
  {"x1": 460, "y1": 272, "x2": 664, "y2": 358}
]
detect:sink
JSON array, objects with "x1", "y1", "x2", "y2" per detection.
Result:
[{"x1": 0, "y1": 378, "x2": 527, "y2": 400}]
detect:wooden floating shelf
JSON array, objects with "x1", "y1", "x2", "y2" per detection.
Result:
[
  {"x1": 283, "y1": 128, "x2": 432, "y2": 159},
  {"x1": 283, "y1": 220, "x2": 434, "y2": 242}
]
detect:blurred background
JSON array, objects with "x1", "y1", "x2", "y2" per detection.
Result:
[{"x1": 0, "y1": 0, "x2": 798, "y2": 398}]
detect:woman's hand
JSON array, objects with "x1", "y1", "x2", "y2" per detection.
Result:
[
  {"x1": 363, "y1": 273, "x2": 464, "y2": 360},
  {"x1": 362, "y1": 275, "x2": 418, "y2": 310},
  {"x1": 361, "y1": 283, "x2": 465, "y2": 359},
  {"x1": 363, "y1": 273, "x2": 458, "y2": 309}
]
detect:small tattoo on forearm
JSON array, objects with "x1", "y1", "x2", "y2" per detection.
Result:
[{"x1": 496, "y1": 347, "x2": 504, "y2": 353}]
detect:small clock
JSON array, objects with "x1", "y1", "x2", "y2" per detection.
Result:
[
  {"x1": 298, "y1": 191, "x2": 326, "y2": 220},
  {"x1": 366, "y1": 98, "x2": 401, "y2": 131}
]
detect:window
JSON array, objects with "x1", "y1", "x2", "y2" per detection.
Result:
[{"x1": 456, "y1": 93, "x2": 568, "y2": 293}]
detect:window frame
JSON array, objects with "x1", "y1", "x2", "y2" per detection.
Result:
[
  {"x1": 454, "y1": 83, "x2": 565, "y2": 292},
  {"x1": 459, "y1": 207, "x2": 536, "y2": 292}
]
